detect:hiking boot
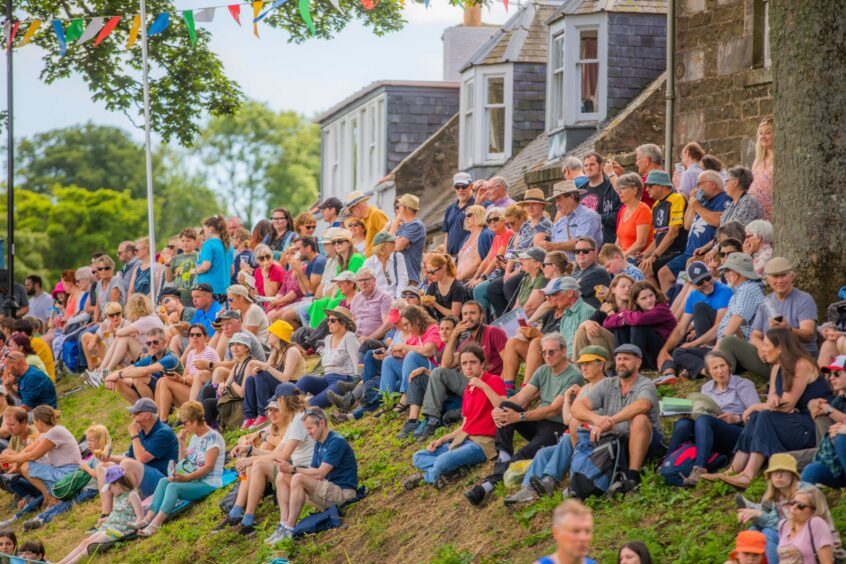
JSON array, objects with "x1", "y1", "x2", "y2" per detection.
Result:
[
  {"x1": 504, "y1": 487, "x2": 539, "y2": 507},
  {"x1": 240, "y1": 418, "x2": 256, "y2": 430},
  {"x1": 327, "y1": 390, "x2": 354, "y2": 411},
  {"x1": 330, "y1": 412, "x2": 353, "y2": 425},
  {"x1": 464, "y1": 485, "x2": 492, "y2": 507},
  {"x1": 264, "y1": 524, "x2": 293, "y2": 546},
  {"x1": 682, "y1": 466, "x2": 707, "y2": 487},
  {"x1": 335, "y1": 377, "x2": 361, "y2": 394},
  {"x1": 211, "y1": 515, "x2": 240, "y2": 534},
  {"x1": 404, "y1": 473, "x2": 425, "y2": 491},
  {"x1": 608, "y1": 473, "x2": 640, "y2": 496},
  {"x1": 433, "y1": 466, "x2": 470, "y2": 490},
  {"x1": 397, "y1": 420, "x2": 419, "y2": 439},
  {"x1": 413, "y1": 417, "x2": 441, "y2": 442},
  {"x1": 235, "y1": 523, "x2": 256, "y2": 537},
  {"x1": 529, "y1": 475, "x2": 559, "y2": 498},
  {"x1": 442, "y1": 409, "x2": 463, "y2": 425},
  {"x1": 249, "y1": 415, "x2": 268, "y2": 429},
  {"x1": 22, "y1": 517, "x2": 44, "y2": 531},
  {"x1": 735, "y1": 493, "x2": 762, "y2": 511}
]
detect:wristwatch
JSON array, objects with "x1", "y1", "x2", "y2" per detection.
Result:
[
  {"x1": 118, "y1": 371, "x2": 124, "y2": 380},
  {"x1": 519, "y1": 412, "x2": 526, "y2": 422},
  {"x1": 292, "y1": 466, "x2": 297, "y2": 475},
  {"x1": 130, "y1": 435, "x2": 139, "y2": 441}
]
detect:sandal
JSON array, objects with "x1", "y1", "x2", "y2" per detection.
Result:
[
  {"x1": 719, "y1": 473, "x2": 752, "y2": 489},
  {"x1": 391, "y1": 403, "x2": 409, "y2": 414},
  {"x1": 138, "y1": 523, "x2": 160, "y2": 537}
]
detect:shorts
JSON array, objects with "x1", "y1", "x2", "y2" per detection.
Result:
[
  {"x1": 27, "y1": 462, "x2": 79, "y2": 489},
  {"x1": 139, "y1": 465, "x2": 166, "y2": 498},
  {"x1": 650, "y1": 252, "x2": 681, "y2": 276},
  {"x1": 307, "y1": 480, "x2": 356, "y2": 511},
  {"x1": 664, "y1": 252, "x2": 691, "y2": 277}
]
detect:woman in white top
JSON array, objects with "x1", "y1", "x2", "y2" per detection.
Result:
[
  {"x1": 155, "y1": 324, "x2": 220, "y2": 421},
  {"x1": 212, "y1": 383, "x2": 315, "y2": 533},
  {"x1": 81, "y1": 301, "x2": 127, "y2": 370},
  {"x1": 363, "y1": 231, "x2": 407, "y2": 296},
  {"x1": 99, "y1": 294, "x2": 164, "y2": 373},
  {"x1": 295, "y1": 306, "x2": 360, "y2": 408}
]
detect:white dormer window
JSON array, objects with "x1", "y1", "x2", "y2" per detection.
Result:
[
  {"x1": 551, "y1": 33, "x2": 565, "y2": 129},
  {"x1": 459, "y1": 64, "x2": 514, "y2": 167},
  {"x1": 576, "y1": 29, "x2": 599, "y2": 119}
]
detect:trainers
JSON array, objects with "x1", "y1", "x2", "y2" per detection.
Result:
[
  {"x1": 504, "y1": 487, "x2": 539, "y2": 507},
  {"x1": 240, "y1": 418, "x2": 256, "y2": 430},
  {"x1": 22, "y1": 517, "x2": 44, "y2": 531},
  {"x1": 529, "y1": 475, "x2": 559, "y2": 498},
  {"x1": 330, "y1": 412, "x2": 353, "y2": 425},
  {"x1": 335, "y1": 377, "x2": 361, "y2": 394},
  {"x1": 652, "y1": 373, "x2": 678, "y2": 386},
  {"x1": 464, "y1": 485, "x2": 492, "y2": 507},
  {"x1": 413, "y1": 418, "x2": 441, "y2": 442},
  {"x1": 264, "y1": 524, "x2": 293, "y2": 546},
  {"x1": 211, "y1": 515, "x2": 240, "y2": 534},
  {"x1": 442, "y1": 408, "x2": 463, "y2": 425},
  {"x1": 249, "y1": 415, "x2": 268, "y2": 429},
  {"x1": 327, "y1": 390, "x2": 354, "y2": 411},
  {"x1": 397, "y1": 420, "x2": 419, "y2": 439},
  {"x1": 235, "y1": 523, "x2": 256, "y2": 536},
  {"x1": 0, "y1": 518, "x2": 14, "y2": 528},
  {"x1": 403, "y1": 473, "x2": 424, "y2": 491},
  {"x1": 682, "y1": 465, "x2": 707, "y2": 487}
]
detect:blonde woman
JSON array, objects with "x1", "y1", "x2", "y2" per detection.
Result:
[
  {"x1": 98, "y1": 294, "x2": 165, "y2": 373},
  {"x1": 81, "y1": 302, "x2": 127, "y2": 372},
  {"x1": 363, "y1": 231, "x2": 407, "y2": 297},
  {"x1": 456, "y1": 205, "x2": 494, "y2": 282},
  {"x1": 128, "y1": 237, "x2": 155, "y2": 298},
  {"x1": 212, "y1": 383, "x2": 315, "y2": 535},
  {"x1": 749, "y1": 116, "x2": 774, "y2": 221},
  {"x1": 345, "y1": 218, "x2": 368, "y2": 255},
  {"x1": 777, "y1": 485, "x2": 837, "y2": 563}
]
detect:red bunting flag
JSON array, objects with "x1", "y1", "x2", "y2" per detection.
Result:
[
  {"x1": 6, "y1": 20, "x2": 20, "y2": 52},
  {"x1": 361, "y1": 0, "x2": 377, "y2": 9},
  {"x1": 94, "y1": 16, "x2": 122, "y2": 46},
  {"x1": 228, "y1": 4, "x2": 242, "y2": 25}
]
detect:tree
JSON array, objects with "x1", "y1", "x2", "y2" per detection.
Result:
[
  {"x1": 196, "y1": 101, "x2": 319, "y2": 224},
  {"x1": 770, "y1": 1, "x2": 846, "y2": 306},
  {"x1": 153, "y1": 148, "x2": 225, "y2": 238},
  {"x1": 17, "y1": 0, "x2": 409, "y2": 145}
]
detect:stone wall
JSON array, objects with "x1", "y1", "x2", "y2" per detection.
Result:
[
  {"x1": 386, "y1": 87, "x2": 460, "y2": 171},
  {"x1": 512, "y1": 62, "x2": 548, "y2": 158},
  {"x1": 607, "y1": 13, "x2": 667, "y2": 117},
  {"x1": 674, "y1": 0, "x2": 772, "y2": 166}
]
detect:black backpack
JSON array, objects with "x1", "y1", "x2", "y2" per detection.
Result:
[{"x1": 569, "y1": 429, "x2": 628, "y2": 500}]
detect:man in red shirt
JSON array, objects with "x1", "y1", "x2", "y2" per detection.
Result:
[{"x1": 404, "y1": 344, "x2": 505, "y2": 490}]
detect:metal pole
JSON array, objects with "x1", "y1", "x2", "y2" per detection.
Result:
[
  {"x1": 139, "y1": 0, "x2": 157, "y2": 305},
  {"x1": 4, "y1": 0, "x2": 17, "y2": 317},
  {"x1": 664, "y1": 0, "x2": 675, "y2": 170}
]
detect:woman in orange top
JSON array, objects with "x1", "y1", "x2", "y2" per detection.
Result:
[{"x1": 614, "y1": 173, "x2": 654, "y2": 260}]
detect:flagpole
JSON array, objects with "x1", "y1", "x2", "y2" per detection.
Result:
[
  {"x1": 4, "y1": 0, "x2": 18, "y2": 317},
  {"x1": 139, "y1": 0, "x2": 157, "y2": 305}
]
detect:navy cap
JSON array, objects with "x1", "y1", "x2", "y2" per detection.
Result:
[{"x1": 272, "y1": 382, "x2": 301, "y2": 400}]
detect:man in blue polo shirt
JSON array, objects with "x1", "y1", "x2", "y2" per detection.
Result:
[
  {"x1": 443, "y1": 172, "x2": 476, "y2": 257},
  {"x1": 96, "y1": 397, "x2": 179, "y2": 515},
  {"x1": 2, "y1": 352, "x2": 56, "y2": 410},
  {"x1": 190, "y1": 283, "x2": 222, "y2": 336},
  {"x1": 104, "y1": 328, "x2": 181, "y2": 404},
  {"x1": 265, "y1": 407, "x2": 358, "y2": 545}
]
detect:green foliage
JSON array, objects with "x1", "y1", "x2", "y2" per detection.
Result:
[
  {"x1": 431, "y1": 544, "x2": 473, "y2": 564},
  {"x1": 195, "y1": 100, "x2": 320, "y2": 224}
]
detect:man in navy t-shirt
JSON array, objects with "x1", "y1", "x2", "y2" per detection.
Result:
[
  {"x1": 3, "y1": 352, "x2": 56, "y2": 410},
  {"x1": 265, "y1": 407, "x2": 358, "y2": 545},
  {"x1": 389, "y1": 194, "x2": 427, "y2": 285},
  {"x1": 443, "y1": 172, "x2": 476, "y2": 256}
]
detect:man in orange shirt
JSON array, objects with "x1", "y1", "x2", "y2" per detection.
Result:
[{"x1": 342, "y1": 191, "x2": 388, "y2": 257}]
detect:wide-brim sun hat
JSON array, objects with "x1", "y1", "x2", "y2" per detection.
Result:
[
  {"x1": 763, "y1": 453, "x2": 800, "y2": 480},
  {"x1": 323, "y1": 306, "x2": 356, "y2": 332}
]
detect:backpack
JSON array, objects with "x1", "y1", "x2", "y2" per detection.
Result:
[
  {"x1": 62, "y1": 336, "x2": 83, "y2": 374},
  {"x1": 569, "y1": 429, "x2": 627, "y2": 500},
  {"x1": 659, "y1": 442, "x2": 727, "y2": 487},
  {"x1": 292, "y1": 505, "x2": 342, "y2": 537},
  {"x1": 51, "y1": 468, "x2": 92, "y2": 501}
]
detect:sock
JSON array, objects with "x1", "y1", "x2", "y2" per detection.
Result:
[
  {"x1": 241, "y1": 514, "x2": 254, "y2": 527},
  {"x1": 503, "y1": 381, "x2": 516, "y2": 396},
  {"x1": 228, "y1": 505, "x2": 244, "y2": 519},
  {"x1": 498, "y1": 451, "x2": 512, "y2": 464},
  {"x1": 625, "y1": 469, "x2": 641, "y2": 483},
  {"x1": 481, "y1": 481, "x2": 494, "y2": 494}
]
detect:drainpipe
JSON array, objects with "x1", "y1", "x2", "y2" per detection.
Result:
[{"x1": 664, "y1": 0, "x2": 675, "y2": 169}]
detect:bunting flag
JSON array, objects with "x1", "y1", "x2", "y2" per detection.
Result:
[
  {"x1": 6, "y1": 21, "x2": 20, "y2": 52},
  {"x1": 182, "y1": 10, "x2": 197, "y2": 45},
  {"x1": 52, "y1": 19, "x2": 67, "y2": 56},
  {"x1": 126, "y1": 14, "x2": 141, "y2": 48},
  {"x1": 228, "y1": 4, "x2": 242, "y2": 26},
  {"x1": 361, "y1": 0, "x2": 377, "y2": 9},
  {"x1": 77, "y1": 17, "x2": 105, "y2": 44},
  {"x1": 252, "y1": 2, "x2": 263, "y2": 37},
  {"x1": 504, "y1": 0, "x2": 508, "y2": 10},
  {"x1": 299, "y1": 0, "x2": 314, "y2": 34},
  {"x1": 148, "y1": 13, "x2": 170, "y2": 36},
  {"x1": 194, "y1": 7, "x2": 216, "y2": 22},
  {"x1": 94, "y1": 16, "x2": 121, "y2": 46},
  {"x1": 327, "y1": 0, "x2": 342, "y2": 12},
  {"x1": 424, "y1": 0, "x2": 430, "y2": 7},
  {"x1": 254, "y1": 0, "x2": 287, "y2": 23},
  {"x1": 20, "y1": 20, "x2": 41, "y2": 47},
  {"x1": 65, "y1": 18, "x2": 84, "y2": 42}
]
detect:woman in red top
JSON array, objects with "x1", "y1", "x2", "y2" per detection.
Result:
[
  {"x1": 405, "y1": 344, "x2": 505, "y2": 488},
  {"x1": 614, "y1": 173, "x2": 654, "y2": 260},
  {"x1": 603, "y1": 280, "x2": 676, "y2": 370},
  {"x1": 253, "y1": 244, "x2": 284, "y2": 300}
]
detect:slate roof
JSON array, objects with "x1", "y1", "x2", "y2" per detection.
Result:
[
  {"x1": 460, "y1": 2, "x2": 559, "y2": 71},
  {"x1": 314, "y1": 81, "x2": 459, "y2": 125},
  {"x1": 548, "y1": 0, "x2": 666, "y2": 23}
]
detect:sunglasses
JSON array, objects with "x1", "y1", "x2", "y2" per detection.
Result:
[
  {"x1": 331, "y1": 240, "x2": 348, "y2": 246},
  {"x1": 97, "y1": 266, "x2": 112, "y2": 272},
  {"x1": 574, "y1": 248, "x2": 594, "y2": 254},
  {"x1": 304, "y1": 407, "x2": 327, "y2": 421},
  {"x1": 426, "y1": 268, "x2": 441, "y2": 276},
  {"x1": 257, "y1": 255, "x2": 272, "y2": 261},
  {"x1": 303, "y1": 225, "x2": 317, "y2": 230},
  {"x1": 326, "y1": 318, "x2": 340, "y2": 324},
  {"x1": 189, "y1": 332, "x2": 204, "y2": 338},
  {"x1": 694, "y1": 277, "x2": 713, "y2": 286},
  {"x1": 454, "y1": 185, "x2": 470, "y2": 190},
  {"x1": 402, "y1": 293, "x2": 419, "y2": 298},
  {"x1": 107, "y1": 312, "x2": 122, "y2": 318},
  {"x1": 146, "y1": 340, "x2": 161, "y2": 346},
  {"x1": 541, "y1": 348, "x2": 563, "y2": 356},
  {"x1": 786, "y1": 500, "x2": 815, "y2": 511},
  {"x1": 487, "y1": 217, "x2": 502, "y2": 224}
]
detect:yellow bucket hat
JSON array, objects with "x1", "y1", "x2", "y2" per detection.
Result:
[{"x1": 268, "y1": 320, "x2": 294, "y2": 343}]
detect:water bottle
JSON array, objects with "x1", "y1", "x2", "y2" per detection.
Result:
[{"x1": 167, "y1": 460, "x2": 175, "y2": 478}]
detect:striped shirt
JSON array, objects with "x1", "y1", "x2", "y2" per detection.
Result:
[{"x1": 186, "y1": 346, "x2": 221, "y2": 377}]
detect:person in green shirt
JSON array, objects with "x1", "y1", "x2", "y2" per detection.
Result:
[
  {"x1": 164, "y1": 228, "x2": 199, "y2": 308},
  {"x1": 307, "y1": 229, "x2": 365, "y2": 327},
  {"x1": 512, "y1": 247, "x2": 549, "y2": 318}
]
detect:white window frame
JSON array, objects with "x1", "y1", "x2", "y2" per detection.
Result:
[
  {"x1": 549, "y1": 32, "x2": 566, "y2": 130},
  {"x1": 458, "y1": 63, "x2": 513, "y2": 168},
  {"x1": 762, "y1": 0, "x2": 771, "y2": 68}
]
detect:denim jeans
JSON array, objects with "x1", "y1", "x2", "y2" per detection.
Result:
[
  {"x1": 667, "y1": 415, "x2": 743, "y2": 468},
  {"x1": 412, "y1": 440, "x2": 487, "y2": 484},
  {"x1": 472, "y1": 279, "x2": 492, "y2": 319},
  {"x1": 296, "y1": 373, "x2": 353, "y2": 408},
  {"x1": 242, "y1": 371, "x2": 281, "y2": 419},
  {"x1": 149, "y1": 477, "x2": 216, "y2": 515},
  {"x1": 379, "y1": 352, "x2": 432, "y2": 394},
  {"x1": 800, "y1": 434, "x2": 846, "y2": 487},
  {"x1": 751, "y1": 525, "x2": 779, "y2": 564},
  {"x1": 521, "y1": 436, "x2": 574, "y2": 488}
]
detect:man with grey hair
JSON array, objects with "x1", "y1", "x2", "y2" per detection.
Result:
[
  {"x1": 635, "y1": 143, "x2": 664, "y2": 207},
  {"x1": 463, "y1": 331, "x2": 584, "y2": 506},
  {"x1": 349, "y1": 267, "x2": 392, "y2": 342},
  {"x1": 658, "y1": 169, "x2": 732, "y2": 288},
  {"x1": 486, "y1": 176, "x2": 516, "y2": 208},
  {"x1": 561, "y1": 156, "x2": 584, "y2": 180}
]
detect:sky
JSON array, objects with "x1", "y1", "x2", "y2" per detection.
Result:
[{"x1": 0, "y1": 0, "x2": 514, "y2": 143}]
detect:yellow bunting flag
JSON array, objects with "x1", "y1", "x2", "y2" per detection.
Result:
[
  {"x1": 252, "y1": 1, "x2": 264, "y2": 37},
  {"x1": 126, "y1": 14, "x2": 141, "y2": 48},
  {"x1": 20, "y1": 20, "x2": 41, "y2": 46}
]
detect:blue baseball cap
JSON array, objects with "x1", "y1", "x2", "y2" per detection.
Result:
[{"x1": 272, "y1": 382, "x2": 301, "y2": 400}]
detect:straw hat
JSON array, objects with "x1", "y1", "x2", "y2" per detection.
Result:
[
  {"x1": 518, "y1": 188, "x2": 547, "y2": 205},
  {"x1": 323, "y1": 306, "x2": 356, "y2": 332}
]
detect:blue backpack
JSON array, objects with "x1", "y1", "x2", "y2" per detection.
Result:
[
  {"x1": 659, "y1": 442, "x2": 726, "y2": 486},
  {"x1": 569, "y1": 429, "x2": 627, "y2": 500}
]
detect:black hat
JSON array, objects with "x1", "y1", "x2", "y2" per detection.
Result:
[
  {"x1": 158, "y1": 287, "x2": 181, "y2": 301},
  {"x1": 192, "y1": 283, "x2": 214, "y2": 294},
  {"x1": 318, "y1": 197, "x2": 343, "y2": 212}
]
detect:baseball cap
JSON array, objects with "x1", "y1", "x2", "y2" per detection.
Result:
[
  {"x1": 576, "y1": 345, "x2": 610, "y2": 364},
  {"x1": 822, "y1": 355, "x2": 846, "y2": 373},
  {"x1": 192, "y1": 283, "x2": 214, "y2": 294},
  {"x1": 317, "y1": 197, "x2": 343, "y2": 212},
  {"x1": 228, "y1": 331, "x2": 253, "y2": 348},
  {"x1": 218, "y1": 309, "x2": 242, "y2": 321},
  {"x1": 227, "y1": 284, "x2": 253, "y2": 303},
  {"x1": 127, "y1": 397, "x2": 158, "y2": 415},
  {"x1": 573, "y1": 175, "x2": 590, "y2": 189},
  {"x1": 614, "y1": 344, "x2": 643, "y2": 358},
  {"x1": 158, "y1": 287, "x2": 182, "y2": 301},
  {"x1": 543, "y1": 276, "x2": 580, "y2": 295},
  {"x1": 686, "y1": 261, "x2": 711, "y2": 285},
  {"x1": 272, "y1": 382, "x2": 302, "y2": 400},
  {"x1": 100, "y1": 465, "x2": 127, "y2": 493},
  {"x1": 158, "y1": 354, "x2": 180, "y2": 373},
  {"x1": 373, "y1": 232, "x2": 397, "y2": 246},
  {"x1": 729, "y1": 530, "x2": 767, "y2": 561},
  {"x1": 332, "y1": 271, "x2": 357, "y2": 284},
  {"x1": 517, "y1": 246, "x2": 547, "y2": 262},
  {"x1": 453, "y1": 172, "x2": 472, "y2": 186}
]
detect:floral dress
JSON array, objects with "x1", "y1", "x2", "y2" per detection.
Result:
[{"x1": 98, "y1": 491, "x2": 138, "y2": 538}]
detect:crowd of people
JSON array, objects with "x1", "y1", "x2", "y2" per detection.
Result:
[{"x1": 0, "y1": 115, "x2": 843, "y2": 562}]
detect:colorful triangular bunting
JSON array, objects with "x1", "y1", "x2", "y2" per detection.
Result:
[
  {"x1": 94, "y1": 16, "x2": 121, "y2": 46},
  {"x1": 78, "y1": 17, "x2": 105, "y2": 44},
  {"x1": 20, "y1": 20, "x2": 41, "y2": 47},
  {"x1": 182, "y1": 10, "x2": 197, "y2": 45},
  {"x1": 148, "y1": 13, "x2": 170, "y2": 36},
  {"x1": 52, "y1": 19, "x2": 67, "y2": 56}
]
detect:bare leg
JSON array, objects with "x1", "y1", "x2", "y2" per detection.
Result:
[
  {"x1": 740, "y1": 453, "x2": 767, "y2": 479},
  {"x1": 245, "y1": 460, "x2": 274, "y2": 516},
  {"x1": 283, "y1": 474, "x2": 320, "y2": 529},
  {"x1": 730, "y1": 451, "x2": 750, "y2": 474},
  {"x1": 20, "y1": 461, "x2": 60, "y2": 506},
  {"x1": 657, "y1": 266, "x2": 676, "y2": 295},
  {"x1": 80, "y1": 333, "x2": 97, "y2": 369},
  {"x1": 58, "y1": 531, "x2": 109, "y2": 564},
  {"x1": 96, "y1": 462, "x2": 115, "y2": 515},
  {"x1": 279, "y1": 307, "x2": 302, "y2": 328},
  {"x1": 819, "y1": 339, "x2": 840, "y2": 369},
  {"x1": 168, "y1": 334, "x2": 183, "y2": 356},
  {"x1": 523, "y1": 338, "x2": 543, "y2": 383},
  {"x1": 275, "y1": 471, "x2": 292, "y2": 524},
  {"x1": 501, "y1": 338, "x2": 529, "y2": 382},
  {"x1": 628, "y1": 414, "x2": 652, "y2": 471},
  {"x1": 189, "y1": 370, "x2": 211, "y2": 401},
  {"x1": 114, "y1": 380, "x2": 142, "y2": 404}
]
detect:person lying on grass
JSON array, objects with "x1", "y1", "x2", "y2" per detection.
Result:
[{"x1": 57, "y1": 465, "x2": 144, "y2": 564}]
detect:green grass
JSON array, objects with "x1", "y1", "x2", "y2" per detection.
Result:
[{"x1": 5, "y1": 370, "x2": 845, "y2": 563}]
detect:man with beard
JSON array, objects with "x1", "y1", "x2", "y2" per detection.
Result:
[
  {"x1": 24, "y1": 276, "x2": 52, "y2": 324},
  {"x1": 402, "y1": 301, "x2": 507, "y2": 441},
  {"x1": 571, "y1": 344, "x2": 662, "y2": 494}
]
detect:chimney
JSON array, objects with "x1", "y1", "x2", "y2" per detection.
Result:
[{"x1": 464, "y1": 4, "x2": 481, "y2": 26}]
